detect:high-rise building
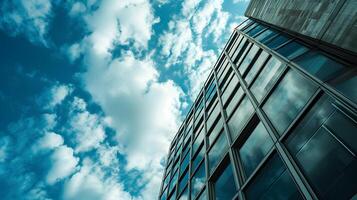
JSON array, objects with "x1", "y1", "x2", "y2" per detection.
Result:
[{"x1": 159, "y1": 1, "x2": 357, "y2": 200}]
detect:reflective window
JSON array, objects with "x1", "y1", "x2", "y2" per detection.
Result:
[
  {"x1": 197, "y1": 188, "x2": 207, "y2": 200},
  {"x1": 251, "y1": 57, "x2": 285, "y2": 102},
  {"x1": 276, "y1": 41, "x2": 309, "y2": 60},
  {"x1": 161, "y1": 187, "x2": 167, "y2": 200},
  {"x1": 191, "y1": 162, "x2": 206, "y2": 199},
  {"x1": 263, "y1": 69, "x2": 317, "y2": 135},
  {"x1": 193, "y1": 126, "x2": 205, "y2": 156},
  {"x1": 234, "y1": 42, "x2": 252, "y2": 65},
  {"x1": 205, "y1": 81, "x2": 217, "y2": 103},
  {"x1": 255, "y1": 29, "x2": 279, "y2": 44},
  {"x1": 169, "y1": 170, "x2": 178, "y2": 195},
  {"x1": 237, "y1": 19, "x2": 253, "y2": 30},
  {"x1": 178, "y1": 169, "x2": 189, "y2": 195},
  {"x1": 228, "y1": 97, "x2": 255, "y2": 140},
  {"x1": 239, "y1": 122, "x2": 274, "y2": 178},
  {"x1": 206, "y1": 102, "x2": 221, "y2": 131},
  {"x1": 221, "y1": 75, "x2": 239, "y2": 105},
  {"x1": 293, "y1": 51, "x2": 345, "y2": 81},
  {"x1": 247, "y1": 24, "x2": 266, "y2": 37},
  {"x1": 225, "y1": 87, "x2": 244, "y2": 117},
  {"x1": 218, "y1": 58, "x2": 230, "y2": 80},
  {"x1": 219, "y1": 67, "x2": 234, "y2": 91},
  {"x1": 265, "y1": 34, "x2": 290, "y2": 49},
  {"x1": 208, "y1": 117, "x2": 223, "y2": 146},
  {"x1": 192, "y1": 144, "x2": 205, "y2": 173},
  {"x1": 228, "y1": 35, "x2": 243, "y2": 57},
  {"x1": 332, "y1": 70, "x2": 357, "y2": 104},
  {"x1": 232, "y1": 38, "x2": 249, "y2": 63},
  {"x1": 243, "y1": 23, "x2": 258, "y2": 33},
  {"x1": 285, "y1": 96, "x2": 357, "y2": 199},
  {"x1": 214, "y1": 162, "x2": 237, "y2": 200},
  {"x1": 208, "y1": 132, "x2": 228, "y2": 174},
  {"x1": 180, "y1": 152, "x2": 190, "y2": 175},
  {"x1": 178, "y1": 186, "x2": 189, "y2": 200},
  {"x1": 245, "y1": 154, "x2": 302, "y2": 200},
  {"x1": 238, "y1": 45, "x2": 260, "y2": 75},
  {"x1": 245, "y1": 51, "x2": 269, "y2": 85}
]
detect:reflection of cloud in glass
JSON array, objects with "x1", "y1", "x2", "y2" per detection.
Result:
[
  {"x1": 208, "y1": 133, "x2": 228, "y2": 172},
  {"x1": 228, "y1": 97, "x2": 254, "y2": 139}
]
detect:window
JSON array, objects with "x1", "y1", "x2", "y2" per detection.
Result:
[
  {"x1": 234, "y1": 43, "x2": 252, "y2": 65},
  {"x1": 206, "y1": 102, "x2": 221, "y2": 131},
  {"x1": 192, "y1": 144, "x2": 205, "y2": 173},
  {"x1": 196, "y1": 188, "x2": 207, "y2": 200},
  {"x1": 219, "y1": 67, "x2": 234, "y2": 91},
  {"x1": 225, "y1": 87, "x2": 244, "y2": 117},
  {"x1": 205, "y1": 80, "x2": 217, "y2": 103},
  {"x1": 214, "y1": 162, "x2": 237, "y2": 200},
  {"x1": 178, "y1": 186, "x2": 189, "y2": 200},
  {"x1": 217, "y1": 58, "x2": 230, "y2": 79},
  {"x1": 238, "y1": 45, "x2": 260, "y2": 75},
  {"x1": 265, "y1": 34, "x2": 290, "y2": 49},
  {"x1": 180, "y1": 152, "x2": 190, "y2": 175},
  {"x1": 227, "y1": 96, "x2": 255, "y2": 140},
  {"x1": 245, "y1": 153, "x2": 302, "y2": 200},
  {"x1": 208, "y1": 116, "x2": 223, "y2": 146},
  {"x1": 161, "y1": 187, "x2": 167, "y2": 200},
  {"x1": 276, "y1": 41, "x2": 309, "y2": 60},
  {"x1": 293, "y1": 51, "x2": 346, "y2": 81},
  {"x1": 331, "y1": 70, "x2": 357, "y2": 104},
  {"x1": 263, "y1": 69, "x2": 317, "y2": 135},
  {"x1": 251, "y1": 57, "x2": 285, "y2": 102},
  {"x1": 255, "y1": 29, "x2": 278, "y2": 44},
  {"x1": 228, "y1": 35, "x2": 243, "y2": 57},
  {"x1": 191, "y1": 162, "x2": 206, "y2": 199},
  {"x1": 169, "y1": 170, "x2": 178, "y2": 195},
  {"x1": 206, "y1": 98, "x2": 218, "y2": 118},
  {"x1": 246, "y1": 24, "x2": 266, "y2": 37},
  {"x1": 285, "y1": 95, "x2": 357, "y2": 199},
  {"x1": 193, "y1": 125, "x2": 205, "y2": 156},
  {"x1": 239, "y1": 122, "x2": 274, "y2": 178},
  {"x1": 208, "y1": 131, "x2": 229, "y2": 173},
  {"x1": 178, "y1": 169, "x2": 189, "y2": 195},
  {"x1": 242, "y1": 23, "x2": 258, "y2": 33},
  {"x1": 244, "y1": 51, "x2": 269, "y2": 85},
  {"x1": 221, "y1": 74, "x2": 239, "y2": 105},
  {"x1": 237, "y1": 19, "x2": 253, "y2": 30}
]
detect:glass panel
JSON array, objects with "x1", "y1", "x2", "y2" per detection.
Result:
[
  {"x1": 169, "y1": 170, "x2": 178, "y2": 194},
  {"x1": 263, "y1": 69, "x2": 317, "y2": 135},
  {"x1": 193, "y1": 126, "x2": 205, "y2": 156},
  {"x1": 232, "y1": 38, "x2": 249, "y2": 63},
  {"x1": 256, "y1": 29, "x2": 279, "y2": 44},
  {"x1": 208, "y1": 132, "x2": 228, "y2": 173},
  {"x1": 245, "y1": 154, "x2": 302, "y2": 200},
  {"x1": 218, "y1": 60, "x2": 232, "y2": 83},
  {"x1": 180, "y1": 152, "x2": 190, "y2": 175},
  {"x1": 238, "y1": 45, "x2": 260, "y2": 75},
  {"x1": 245, "y1": 51, "x2": 269, "y2": 85},
  {"x1": 240, "y1": 122, "x2": 274, "y2": 178},
  {"x1": 331, "y1": 70, "x2": 357, "y2": 104},
  {"x1": 192, "y1": 144, "x2": 205, "y2": 173},
  {"x1": 214, "y1": 162, "x2": 237, "y2": 200},
  {"x1": 265, "y1": 34, "x2": 290, "y2": 49},
  {"x1": 225, "y1": 87, "x2": 244, "y2": 117},
  {"x1": 208, "y1": 117, "x2": 223, "y2": 146},
  {"x1": 247, "y1": 24, "x2": 266, "y2": 37},
  {"x1": 276, "y1": 41, "x2": 309, "y2": 60},
  {"x1": 178, "y1": 186, "x2": 189, "y2": 200},
  {"x1": 243, "y1": 23, "x2": 258, "y2": 33},
  {"x1": 219, "y1": 67, "x2": 233, "y2": 91},
  {"x1": 293, "y1": 51, "x2": 345, "y2": 81},
  {"x1": 285, "y1": 96, "x2": 357, "y2": 199},
  {"x1": 234, "y1": 42, "x2": 252, "y2": 65},
  {"x1": 251, "y1": 57, "x2": 285, "y2": 102},
  {"x1": 161, "y1": 187, "x2": 167, "y2": 200},
  {"x1": 178, "y1": 169, "x2": 189, "y2": 195},
  {"x1": 227, "y1": 97, "x2": 255, "y2": 140},
  {"x1": 206, "y1": 102, "x2": 220, "y2": 131},
  {"x1": 221, "y1": 75, "x2": 239, "y2": 105},
  {"x1": 228, "y1": 35, "x2": 242, "y2": 57},
  {"x1": 191, "y1": 162, "x2": 206, "y2": 199},
  {"x1": 197, "y1": 188, "x2": 207, "y2": 200},
  {"x1": 237, "y1": 19, "x2": 253, "y2": 30}
]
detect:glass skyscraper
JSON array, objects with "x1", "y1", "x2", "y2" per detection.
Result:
[{"x1": 159, "y1": 1, "x2": 357, "y2": 200}]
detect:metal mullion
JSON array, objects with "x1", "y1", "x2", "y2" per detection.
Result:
[
  {"x1": 224, "y1": 49, "x2": 317, "y2": 200},
  {"x1": 219, "y1": 51, "x2": 248, "y2": 200},
  {"x1": 202, "y1": 82, "x2": 211, "y2": 200}
]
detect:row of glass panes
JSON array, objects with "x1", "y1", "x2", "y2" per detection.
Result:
[{"x1": 160, "y1": 19, "x2": 357, "y2": 200}]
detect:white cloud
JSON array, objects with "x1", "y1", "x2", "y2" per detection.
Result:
[
  {"x1": 191, "y1": 0, "x2": 223, "y2": 36},
  {"x1": 0, "y1": 0, "x2": 52, "y2": 45},
  {"x1": 46, "y1": 145, "x2": 79, "y2": 185},
  {"x1": 47, "y1": 84, "x2": 73, "y2": 109},
  {"x1": 37, "y1": 132, "x2": 64, "y2": 150}
]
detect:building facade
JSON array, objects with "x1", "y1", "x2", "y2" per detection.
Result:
[{"x1": 159, "y1": 1, "x2": 357, "y2": 200}]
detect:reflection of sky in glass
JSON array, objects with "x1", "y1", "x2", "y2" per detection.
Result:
[
  {"x1": 178, "y1": 169, "x2": 189, "y2": 195},
  {"x1": 169, "y1": 170, "x2": 178, "y2": 193},
  {"x1": 191, "y1": 163, "x2": 206, "y2": 199},
  {"x1": 208, "y1": 117, "x2": 223, "y2": 146},
  {"x1": 208, "y1": 132, "x2": 228, "y2": 173},
  {"x1": 232, "y1": 38, "x2": 248, "y2": 62},
  {"x1": 251, "y1": 57, "x2": 284, "y2": 102},
  {"x1": 197, "y1": 188, "x2": 207, "y2": 200},
  {"x1": 228, "y1": 97, "x2": 254, "y2": 139},
  {"x1": 222, "y1": 75, "x2": 239, "y2": 104},
  {"x1": 239, "y1": 45, "x2": 260, "y2": 75},
  {"x1": 234, "y1": 42, "x2": 252, "y2": 65},
  {"x1": 256, "y1": 29, "x2": 278, "y2": 44},
  {"x1": 263, "y1": 69, "x2": 317, "y2": 135},
  {"x1": 240, "y1": 122, "x2": 273, "y2": 177},
  {"x1": 192, "y1": 145, "x2": 204, "y2": 172},
  {"x1": 228, "y1": 35, "x2": 243, "y2": 56},
  {"x1": 206, "y1": 102, "x2": 220, "y2": 130},
  {"x1": 215, "y1": 163, "x2": 237, "y2": 200},
  {"x1": 245, "y1": 51, "x2": 269, "y2": 85},
  {"x1": 276, "y1": 41, "x2": 308, "y2": 60},
  {"x1": 178, "y1": 186, "x2": 189, "y2": 200},
  {"x1": 225, "y1": 87, "x2": 244, "y2": 117}
]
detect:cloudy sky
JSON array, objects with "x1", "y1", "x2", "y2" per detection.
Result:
[{"x1": 0, "y1": 0, "x2": 249, "y2": 199}]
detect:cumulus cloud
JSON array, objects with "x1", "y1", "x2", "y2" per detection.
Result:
[
  {"x1": 0, "y1": 0, "x2": 53, "y2": 45},
  {"x1": 36, "y1": 132, "x2": 64, "y2": 150},
  {"x1": 46, "y1": 145, "x2": 79, "y2": 184}
]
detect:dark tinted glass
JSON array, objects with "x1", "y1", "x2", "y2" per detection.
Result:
[
  {"x1": 331, "y1": 70, "x2": 357, "y2": 104},
  {"x1": 263, "y1": 69, "x2": 317, "y2": 135},
  {"x1": 240, "y1": 122, "x2": 274, "y2": 178},
  {"x1": 285, "y1": 96, "x2": 357, "y2": 199},
  {"x1": 276, "y1": 41, "x2": 309, "y2": 60},
  {"x1": 245, "y1": 51, "x2": 269, "y2": 85},
  {"x1": 232, "y1": 38, "x2": 248, "y2": 62},
  {"x1": 193, "y1": 126, "x2": 204, "y2": 155},
  {"x1": 266, "y1": 34, "x2": 290, "y2": 49},
  {"x1": 234, "y1": 43, "x2": 252, "y2": 65},
  {"x1": 225, "y1": 87, "x2": 244, "y2": 117},
  {"x1": 169, "y1": 170, "x2": 178, "y2": 194},
  {"x1": 178, "y1": 169, "x2": 189, "y2": 195},
  {"x1": 214, "y1": 163, "x2": 237, "y2": 200},
  {"x1": 197, "y1": 188, "x2": 207, "y2": 200},
  {"x1": 192, "y1": 144, "x2": 204, "y2": 173},
  {"x1": 221, "y1": 75, "x2": 239, "y2": 105},
  {"x1": 179, "y1": 186, "x2": 189, "y2": 200},
  {"x1": 161, "y1": 187, "x2": 167, "y2": 200},
  {"x1": 228, "y1": 97, "x2": 254, "y2": 140},
  {"x1": 245, "y1": 154, "x2": 302, "y2": 200},
  {"x1": 191, "y1": 162, "x2": 206, "y2": 199},
  {"x1": 251, "y1": 57, "x2": 284, "y2": 102},
  {"x1": 208, "y1": 117, "x2": 223, "y2": 146},
  {"x1": 247, "y1": 24, "x2": 266, "y2": 37},
  {"x1": 208, "y1": 132, "x2": 228, "y2": 173},
  {"x1": 256, "y1": 29, "x2": 278, "y2": 44},
  {"x1": 180, "y1": 152, "x2": 190, "y2": 175},
  {"x1": 238, "y1": 45, "x2": 260, "y2": 75},
  {"x1": 293, "y1": 51, "x2": 345, "y2": 81}
]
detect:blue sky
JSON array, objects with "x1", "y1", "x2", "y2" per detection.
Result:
[{"x1": 0, "y1": 0, "x2": 249, "y2": 199}]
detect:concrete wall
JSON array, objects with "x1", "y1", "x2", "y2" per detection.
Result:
[{"x1": 245, "y1": 0, "x2": 357, "y2": 54}]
